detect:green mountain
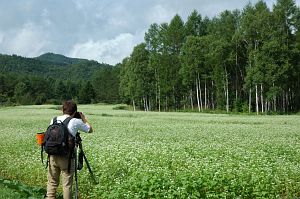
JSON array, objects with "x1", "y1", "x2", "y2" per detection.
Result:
[
  {"x1": 0, "y1": 53, "x2": 120, "y2": 105},
  {"x1": 35, "y1": 52, "x2": 87, "y2": 66},
  {"x1": 0, "y1": 53, "x2": 112, "y2": 81}
]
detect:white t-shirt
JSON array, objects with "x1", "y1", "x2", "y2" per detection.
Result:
[{"x1": 50, "y1": 114, "x2": 91, "y2": 137}]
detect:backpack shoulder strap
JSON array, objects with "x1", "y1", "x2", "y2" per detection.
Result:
[
  {"x1": 63, "y1": 117, "x2": 72, "y2": 126},
  {"x1": 41, "y1": 144, "x2": 44, "y2": 164},
  {"x1": 64, "y1": 116, "x2": 74, "y2": 172},
  {"x1": 53, "y1": 117, "x2": 57, "y2": 124}
]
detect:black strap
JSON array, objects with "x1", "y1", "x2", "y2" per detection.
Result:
[
  {"x1": 67, "y1": 153, "x2": 72, "y2": 173},
  {"x1": 63, "y1": 117, "x2": 72, "y2": 126},
  {"x1": 51, "y1": 116, "x2": 72, "y2": 126},
  {"x1": 41, "y1": 145, "x2": 44, "y2": 164},
  {"x1": 63, "y1": 116, "x2": 73, "y2": 173},
  {"x1": 52, "y1": 116, "x2": 72, "y2": 125},
  {"x1": 46, "y1": 155, "x2": 49, "y2": 169}
]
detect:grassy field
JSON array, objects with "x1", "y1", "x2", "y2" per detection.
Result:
[{"x1": 0, "y1": 104, "x2": 299, "y2": 198}]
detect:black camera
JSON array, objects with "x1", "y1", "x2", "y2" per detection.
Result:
[{"x1": 74, "y1": 112, "x2": 82, "y2": 119}]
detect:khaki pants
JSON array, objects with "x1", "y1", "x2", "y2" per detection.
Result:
[{"x1": 46, "y1": 155, "x2": 75, "y2": 199}]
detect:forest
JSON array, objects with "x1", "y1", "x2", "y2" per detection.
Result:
[
  {"x1": 0, "y1": 53, "x2": 120, "y2": 105},
  {"x1": 0, "y1": 0, "x2": 300, "y2": 113},
  {"x1": 119, "y1": 0, "x2": 300, "y2": 113}
]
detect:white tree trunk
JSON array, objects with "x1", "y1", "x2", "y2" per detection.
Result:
[
  {"x1": 183, "y1": 95, "x2": 186, "y2": 110},
  {"x1": 212, "y1": 81, "x2": 215, "y2": 110},
  {"x1": 249, "y1": 88, "x2": 252, "y2": 113},
  {"x1": 236, "y1": 89, "x2": 238, "y2": 104},
  {"x1": 132, "y1": 99, "x2": 136, "y2": 111},
  {"x1": 198, "y1": 74, "x2": 203, "y2": 111},
  {"x1": 226, "y1": 84, "x2": 229, "y2": 113},
  {"x1": 260, "y1": 84, "x2": 264, "y2": 113},
  {"x1": 273, "y1": 97, "x2": 277, "y2": 112},
  {"x1": 196, "y1": 78, "x2": 200, "y2": 112},
  {"x1": 204, "y1": 78, "x2": 207, "y2": 110},
  {"x1": 273, "y1": 83, "x2": 276, "y2": 112},
  {"x1": 255, "y1": 84, "x2": 259, "y2": 115},
  {"x1": 235, "y1": 44, "x2": 239, "y2": 103},
  {"x1": 158, "y1": 85, "x2": 161, "y2": 112},
  {"x1": 156, "y1": 69, "x2": 161, "y2": 112},
  {"x1": 225, "y1": 69, "x2": 229, "y2": 113},
  {"x1": 207, "y1": 88, "x2": 210, "y2": 109}
]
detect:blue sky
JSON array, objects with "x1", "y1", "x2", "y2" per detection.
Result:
[{"x1": 0, "y1": 0, "x2": 299, "y2": 65}]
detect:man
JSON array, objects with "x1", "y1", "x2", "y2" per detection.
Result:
[{"x1": 46, "y1": 100, "x2": 93, "y2": 199}]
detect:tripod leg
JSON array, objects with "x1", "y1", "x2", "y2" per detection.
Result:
[
  {"x1": 77, "y1": 149, "x2": 83, "y2": 170},
  {"x1": 74, "y1": 147, "x2": 79, "y2": 199},
  {"x1": 81, "y1": 150, "x2": 98, "y2": 184}
]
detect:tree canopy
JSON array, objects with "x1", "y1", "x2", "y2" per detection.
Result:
[{"x1": 119, "y1": 0, "x2": 300, "y2": 113}]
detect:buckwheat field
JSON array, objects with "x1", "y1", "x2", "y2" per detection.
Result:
[{"x1": 0, "y1": 104, "x2": 299, "y2": 198}]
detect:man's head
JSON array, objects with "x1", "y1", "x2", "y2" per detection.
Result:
[{"x1": 62, "y1": 100, "x2": 77, "y2": 115}]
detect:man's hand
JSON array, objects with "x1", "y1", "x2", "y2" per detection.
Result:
[
  {"x1": 80, "y1": 112, "x2": 93, "y2": 133},
  {"x1": 79, "y1": 112, "x2": 87, "y2": 122}
]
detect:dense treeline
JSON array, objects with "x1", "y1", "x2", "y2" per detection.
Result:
[
  {"x1": 0, "y1": 53, "x2": 120, "y2": 105},
  {"x1": 119, "y1": 0, "x2": 300, "y2": 113}
]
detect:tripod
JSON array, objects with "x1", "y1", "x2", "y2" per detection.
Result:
[{"x1": 74, "y1": 133, "x2": 98, "y2": 199}]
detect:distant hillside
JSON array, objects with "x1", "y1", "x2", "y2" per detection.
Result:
[
  {"x1": 0, "y1": 53, "x2": 112, "y2": 81},
  {"x1": 35, "y1": 52, "x2": 88, "y2": 66}
]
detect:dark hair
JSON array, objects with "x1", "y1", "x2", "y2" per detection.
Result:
[{"x1": 62, "y1": 100, "x2": 77, "y2": 115}]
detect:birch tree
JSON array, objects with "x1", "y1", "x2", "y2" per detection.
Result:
[
  {"x1": 180, "y1": 36, "x2": 206, "y2": 111},
  {"x1": 241, "y1": 1, "x2": 271, "y2": 114}
]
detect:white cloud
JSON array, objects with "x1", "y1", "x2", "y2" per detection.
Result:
[
  {"x1": 68, "y1": 33, "x2": 135, "y2": 65},
  {"x1": 73, "y1": 0, "x2": 84, "y2": 10},
  {"x1": 6, "y1": 23, "x2": 49, "y2": 57},
  {"x1": 107, "y1": 17, "x2": 129, "y2": 29},
  {"x1": 41, "y1": 8, "x2": 49, "y2": 17},
  {"x1": 1, "y1": 0, "x2": 300, "y2": 64},
  {"x1": 0, "y1": 32, "x2": 4, "y2": 44},
  {"x1": 147, "y1": 4, "x2": 175, "y2": 24}
]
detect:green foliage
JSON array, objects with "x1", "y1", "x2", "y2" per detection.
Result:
[
  {"x1": 92, "y1": 66, "x2": 120, "y2": 103},
  {"x1": 119, "y1": 0, "x2": 300, "y2": 113},
  {"x1": 112, "y1": 104, "x2": 128, "y2": 110},
  {"x1": 0, "y1": 53, "x2": 107, "y2": 81},
  {"x1": 0, "y1": 178, "x2": 46, "y2": 198},
  {"x1": 0, "y1": 53, "x2": 120, "y2": 106},
  {"x1": 180, "y1": 36, "x2": 205, "y2": 86},
  {"x1": 36, "y1": 52, "x2": 87, "y2": 66},
  {"x1": 78, "y1": 81, "x2": 95, "y2": 104},
  {"x1": 185, "y1": 10, "x2": 205, "y2": 37}
]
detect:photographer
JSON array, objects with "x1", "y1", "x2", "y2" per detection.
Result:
[{"x1": 46, "y1": 100, "x2": 93, "y2": 199}]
